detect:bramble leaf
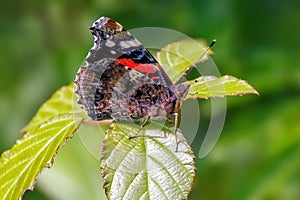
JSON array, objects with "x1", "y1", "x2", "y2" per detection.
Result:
[
  {"x1": 0, "y1": 84, "x2": 84, "y2": 199},
  {"x1": 156, "y1": 39, "x2": 213, "y2": 83},
  {"x1": 0, "y1": 114, "x2": 82, "y2": 200},
  {"x1": 184, "y1": 75, "x2": 259, "y2": 99},
  {"x1": 22, "y1": 83, "x2": 85, "y2": 133},
  {"x1": 101, "y1": 122, "x2": 195, "y2": 200}
]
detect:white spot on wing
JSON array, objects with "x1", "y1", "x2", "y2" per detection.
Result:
[
  {"x1": 119, "y1": 39, "x2": 141, "y2": 49},
  {"x1": 106, "y1": 40, "x2": 115, "y2": 47},
  {"x1": 127, "y1": 39, "x2": 140, "y2": 47},
  {"x1": 119, "y1": 41, "x2": 130, "y2": 48}
]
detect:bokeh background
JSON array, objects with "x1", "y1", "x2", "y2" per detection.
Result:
[{"x1": 1, "y1": 0, "x2": 300, "y2": 199}]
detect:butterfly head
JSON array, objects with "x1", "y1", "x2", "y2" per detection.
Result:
[{"x1": 174, "y1": 84, "x2": 190, "y2": 100}]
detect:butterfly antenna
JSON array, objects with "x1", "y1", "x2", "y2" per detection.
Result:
[
  {"x1": 181, "y1": 39, "x2": 216, "y2": 78},
  {"x1": 194, "y1": 39, "x2": 216, "y2": 65}
]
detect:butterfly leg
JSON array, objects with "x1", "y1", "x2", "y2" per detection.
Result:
[
  {"x1": 129, "y1": 115, "x2": 151, "y2": 139},
  {"x1": 173, "y1": 93, "x2": 184, "y2": 152},
  {"x1": 173, "y1": 112, "x2": 180, "y2": 152}
]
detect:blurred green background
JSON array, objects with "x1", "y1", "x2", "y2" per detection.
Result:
[{"x1": 1, "y1": 0, "x2": 300, "y2": 199}]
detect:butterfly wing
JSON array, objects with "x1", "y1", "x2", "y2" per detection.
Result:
[
  {"x1": 86, "y1": 17, "x2": 172, "y2": 86},
  {"x1": 75, "y1": 17, "x2": 175, "y2": 121}
]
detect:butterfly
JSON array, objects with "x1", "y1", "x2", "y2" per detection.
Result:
[{"x1": 74, "y1": 16, "x2": 214, "y2": 149}]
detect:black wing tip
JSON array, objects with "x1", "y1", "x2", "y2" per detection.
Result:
[{"x1": 90, "y1": 16, "x2": 124, "y2": 36}]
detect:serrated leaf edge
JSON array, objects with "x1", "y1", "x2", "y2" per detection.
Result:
[{"x1": 0, "y1": 114, "x2": 83, "y2": 199}]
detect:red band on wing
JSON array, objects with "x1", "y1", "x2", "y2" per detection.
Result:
[{"x1": 114, "y1": 58, "x2": 157, "y2": 77}]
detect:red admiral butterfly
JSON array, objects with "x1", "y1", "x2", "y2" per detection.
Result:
[{"x1": 74, "y1": 16, "x2": 213, "y2": 147}]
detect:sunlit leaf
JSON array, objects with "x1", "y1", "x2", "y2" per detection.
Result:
[
  {"x1": 0, "y1": 113, "x2": 82, "y2": 200},
  {"x1": 101, "y1": 122, "x2": 195, "y2": 200},
  {"x1": 22, "y1": 83, "x2": 85, "y2": 133},
  {"x1": 184, "y1": 75, "x2": 259, "y2": 99},
  {"x1": 0, "y1": 83, "x2": 85, "y2": 199},
  {"x1": 156, "y1": 39, "x2": 213, "y2": 83}
]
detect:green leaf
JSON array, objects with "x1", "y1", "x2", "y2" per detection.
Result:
[
  {"x1": 0, "y1": 84, "x2": 84, "y2": 199},
  {"x1": 101, "y1": 122, "x2": 195, "y2": 200},
  {"x1": 156, "y1": 39, "x2": 213, "y2": 83},
  {"x1": 0, "y1": 114, "x2": 82, "y2": 200},
  {"x1": 22, "y1": 83, "x2": 85, "y2": 133},
  {"x1": 184, "y1": 75, "x2": 259, "y2": 99},
  {"x1": 36, "y1": 132, "x2": 108, "y2": 200}
]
